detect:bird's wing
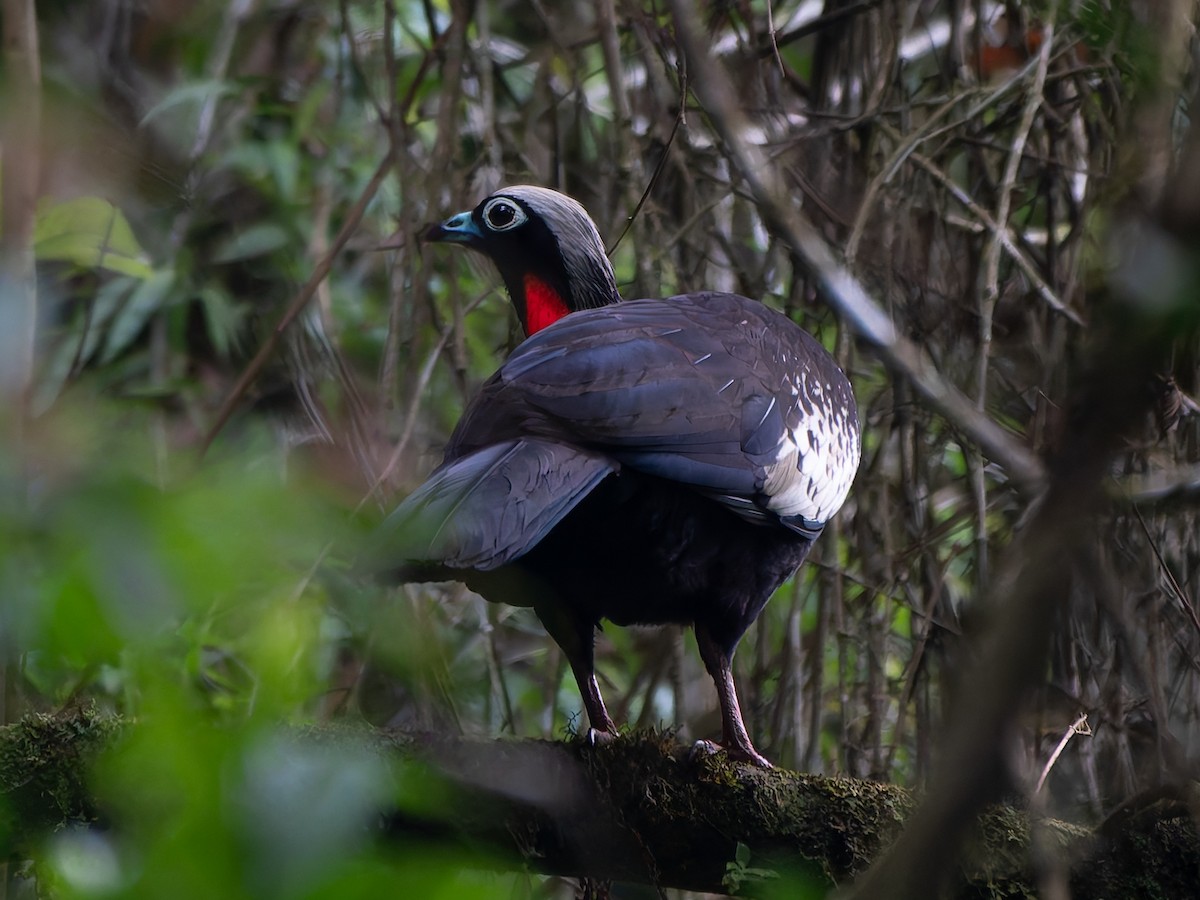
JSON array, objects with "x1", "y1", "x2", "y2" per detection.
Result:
[
  {"x1": 461, "y1": 294, "x2": 859, "y2": 531},
  {"x1": 371, "y1": 439, "x2": 616, "y2": 571}
]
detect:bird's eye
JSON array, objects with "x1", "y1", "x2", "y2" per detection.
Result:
[{"x1": 482, "y1": 198, "x2": 526, "y2": 232}]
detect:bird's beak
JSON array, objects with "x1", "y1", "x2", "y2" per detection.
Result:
[{"x1": 422, "y1": 210, "x2": 482, "y2": 244}]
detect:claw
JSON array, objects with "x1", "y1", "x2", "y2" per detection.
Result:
[
  {"x1": 691, "y1": 738, "x2": 773, "y2": 768},
  {"x1": 586, "y1": 727, "x2": 616, "y2": 748},
  {"x1": 693, "y1": 626, "x2": 774, "y2": 768}
]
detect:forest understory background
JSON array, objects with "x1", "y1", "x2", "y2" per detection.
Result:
[{"x1": 2, "y1": 0, "x2": 1200, "y2": 897}]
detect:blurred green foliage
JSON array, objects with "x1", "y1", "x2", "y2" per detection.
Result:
[
  {"x1": 0, "y1": 0, "x2": 546, "y2": 871},
  {"x1": 1, "y1": 403, "x2": 524, "y2": 897}
]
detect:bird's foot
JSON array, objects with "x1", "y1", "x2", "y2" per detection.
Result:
[
  {"x1": 585, "y1": 727, "x2": 617, "y2": 748},
  {"x1": 690, "y1": 738, "x2": 774, "y2": 768}
]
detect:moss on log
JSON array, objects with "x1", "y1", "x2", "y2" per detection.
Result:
[{"x1": 2, "y1": 710, "x2": 1197, "y2": 897}]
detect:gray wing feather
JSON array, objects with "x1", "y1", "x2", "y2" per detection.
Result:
[
  {"x1": 489, "y1": 298, "x2": 793, "y2": 500},
  {"x1": 373, "y1": 439, "x2": 615, "y2": 571}
]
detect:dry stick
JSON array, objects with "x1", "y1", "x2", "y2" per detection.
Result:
[
  {"x1": 844, "y1": 93, "x2": 964, "y2": 263},
  {"x1": 1133, "y1": 504, "x2": 1200, "y2": 641},
  {"x1": 844, "y1": 72, "x2": 1041, "y2": 264},
  {"x1": 607, "y1": 85, "x2": 686, "y2": 257},
  {"x1": 666, "y1": 0, "x2": 1047, "y2": 494},
  {"x1": 764, "y1": 0, "x2": 883, "y2": 53},
  {"x1": 849, "y1": 52, "x2": 1082, "y2": 281},
  {"x1": 843, "y1": 283, "x2": 1181, "y2": 900},
  {"x1": 846, "y1": 26, "x2": 1200, "y2": 900},
  {"x1": 881, "y1": 578, "x2": 942, "y2": 777},
  {"x1": 596, "y1": 0, "x2": 632, "y2": 157},
  {"x1": 379, "y1": 8, "x2": 411, "y2": 414},
  {"x1": 974, "y1": 17, "x2": 1056, "y2": 589},
  {"x1": 483, "y1": 600, "x2": 517, "y2": 734},
  {"x1": 476, "y1": 0, "x2": 501, "y2": 177},
  {"x1": 1114, "y1": 463, "x2": 1200, "y2": 506},
  {"x1": 201, "y1": 151, "x2": 395, "y2": 455},
  {"x1": 765, "y1": 0, "x2": 785, "y2": 75},
  {"x1": 885, "y1": 123, "x2": 1083, "y2": 324},
  {"x1": 1035, "y1": 712, "x2": 1091, "y2": 795},
  {"x1": 879, "y1": 53, "x2": 1043, "y2": 185},
  {"x1": 595, "y1": 0, "x2": 654, "y2": 297},
  {"x1": 364, "y1": 291, "x2": 491, "y2": 504},
  {"x1": 775, "y1": 581, "x2": 804, "y2": 766}
]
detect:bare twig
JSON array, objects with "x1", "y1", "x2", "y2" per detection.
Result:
[
  {"x1": 1113, "y1": 465, "x2": 1200, "y2": 507},
  {"x1": 763, "y1": 0, "x2": 883, "y2": 54},
  {"x1": 974, "y1": 16, "x2": 1055, "y2": 589},
  {"x1": 607, "y1": 76, "x2": 687, "y2": 257},
  {"x1": 845, "y1": 94, "x2": 963, "y2": 264},
  {"x1": 190, "y1": 0, "x2": 259, "y2": 162},
  {"x1": 1133, "y1": 505, "x2": 1200, "y2": 643},
  {"x1": 201, "y1": 151, "x2": 396, "y2": 455},
  {"x1": 1035, "y1": 712, "x2": 1091, "y2": 794},
  {"x1": 361, "y1": 289, "x2": 490, "y2": 506},
  {"x1": 978, "y1": 17, "x2": 1056, "y2": 391},
  {"x1": 887, "y1": 126, "x2": 1083, "y2": 324}
]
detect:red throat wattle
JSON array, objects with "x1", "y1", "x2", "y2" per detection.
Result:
[{"x1": 523, "y1": 274, "x2": 571, "y2": 335}]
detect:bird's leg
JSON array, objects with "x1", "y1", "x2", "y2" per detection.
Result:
[
  {"x1": 534, "y1": 601, "x2": 616, "y2": 740},
  {"x1": 694, "y1": 624, "x2": 772, "y2": 767}
]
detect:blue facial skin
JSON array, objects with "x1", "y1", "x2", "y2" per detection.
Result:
[{"x1": 423, "y1": 210, "x2": 481, "y2": 244}]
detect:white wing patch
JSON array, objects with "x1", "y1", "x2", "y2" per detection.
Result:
[{"x1": 761, "y1": 365, "x2": 860, "y2": 524}]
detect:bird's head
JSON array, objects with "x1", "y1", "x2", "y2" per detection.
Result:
[{"x1": 424, "y1": 186, "x2": 620, "y2": 336}]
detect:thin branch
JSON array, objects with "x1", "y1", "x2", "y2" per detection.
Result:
[
  {"x1": 762, "y1": 0, "x2": 883, "y2": 53},
  {"x1": 887, "y1": 126, "x2": 1083, "y2": 325},
  {"x1": 201, "y1": 151, "x2": 396, "y2": 455},
  {"x1": 978, "y1": 17, "x2": 1056, "y2": 387},
  {"x1": 1133, "y1": 505, "x2": 1200, "y2": 643},
  {"x1": 606, "y1": 76, "x2": 687, "y2": 257},
  {"x1": 1112, "y1": 465, "x2": 1200, "y2": 507},
  {"x1": 360, "y1": 289, "x2": 490, "y2": 507},
  {"x1": 1035, "y1": 712, "x2": 1091, "y2": 794},
  {"x1": 190, "y1": 0, "x2": 259, "y2": 163},
  {"x1": 974, "y1": 16, "x2": 1055, "y2": 591},
  {"x1": 845, "y1": 93, "x2": 963, "y2": 263}
]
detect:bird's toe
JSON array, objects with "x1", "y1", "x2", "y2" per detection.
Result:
[
  {"x1": 585, "y1": 727, "x2": 617, "y2": 747},
  {"x1": 690, "y1": 738, "x2": 774, "y2": 768}
]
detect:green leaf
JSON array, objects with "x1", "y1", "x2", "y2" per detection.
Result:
[
  {"x1": 265, "y1": 140, "x2": 300, "y2": 199},
  {"x1": 32, "y1": 276, "x2": 141, "y2": 413},
  {"x1": 34, "y1": 196, "x2": 153, "y2": 279},
  {"x1": 101, "y1": 269, "x2": 177, "y2": 363},
  {"x1": 196, "y1": 286, "x2": 246, "y2": 359},
  {"x1": 140, "y1": 78, "x2": 237, "y2": 128},
  {"x1": 212, "y1": 222, "x2": 292, "y2": 263}
]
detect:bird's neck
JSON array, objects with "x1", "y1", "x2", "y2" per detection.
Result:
[
  {"x1": 520, "y1": 273, "x2": 572, "y2": 335},
  {"x1": 507, "y1": 265, "x2": 621, "y2": 336}
]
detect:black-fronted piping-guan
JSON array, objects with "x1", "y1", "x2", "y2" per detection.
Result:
[{"x1": 374, "y1": 186, "x2": 860, "y2": 766}]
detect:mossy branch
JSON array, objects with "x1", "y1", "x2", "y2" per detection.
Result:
[{"x1": 2, "y1": 709, "x2": 1198, "y2": 897}]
